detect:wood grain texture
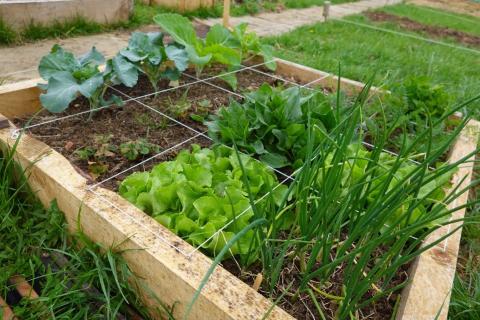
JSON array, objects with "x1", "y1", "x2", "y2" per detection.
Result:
[
  {"x1": 0, "y1": 122, "x2": 292, "y2": 320},
  {"x1": 0, "y1": 79, "x2": 42, "y2": 119},
  {"x1": 396, "y1": 120, "x2": 480, "y2": 320}
]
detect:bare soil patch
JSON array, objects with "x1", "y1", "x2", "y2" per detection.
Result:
[
  {"x1": 13, "y1": 67, "x2": 280, "y2": 190},
  {"x1": 409, "y1": 0, "x2": 480, "y2": 18},
  {"x1": 366, "y1": 11, "x2": 480, "y2": 47}
]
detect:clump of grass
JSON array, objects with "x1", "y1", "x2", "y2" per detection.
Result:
[
  {"x1": 0, "y1": 144, "x2": 156, "y2": 319},
  {"x1": 21, "y1": 16, "x2": 104, "y2": 41},
  {"x1": 0, "y1": 17, "x2": 17, "y2": 45}
]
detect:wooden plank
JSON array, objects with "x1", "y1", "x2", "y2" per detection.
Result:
[
  {"x1": 396, "y1": 119, "x2": 480, "y2": 320},
  {"x1": 9, "y1": 275, "x2": 40, "y2": 300},
  {"x1": 0, "y1": 79, "x2": 42, "y2": 119},
  {"x1": 274, "y1": 58, "x2": 385, "y2": 96},
  {"x1": 0, "y1": 296, "x2": 15, "y2": 320},
  {"x1": 0, "y1": 123, "x2": 293, "y2": 320}
]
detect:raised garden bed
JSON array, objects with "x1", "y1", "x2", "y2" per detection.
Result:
[
  {"x1": 1, "y1": 13, "x2": 479, "y2": 318},
  {"x1": 0, "y1": 56, "x2": 478, "y2": 320}
]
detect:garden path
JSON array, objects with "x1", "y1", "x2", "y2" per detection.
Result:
[{"x1": 0, "y1": 0, "x2": 401, "y2": 84}]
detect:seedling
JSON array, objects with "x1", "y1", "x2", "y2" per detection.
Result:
[{"x1": 119, "y1": 139, "x2": 160, "y2": 161}]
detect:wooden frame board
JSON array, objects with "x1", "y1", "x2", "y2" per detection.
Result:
[{"x1": 0, "y1": 60, "x2": 477, "y2": 320}]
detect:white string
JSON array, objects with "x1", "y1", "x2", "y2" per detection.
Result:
[
  {"x1": 108, "y1": 84, "x2": 296, "y2": 183},
  {"x1": 88, "y1": 131, "x2": 206, "y2": 190},
  {"x1": 15, "y1": 60, "x2": 275, "y2": 134},
  {"x1": 337, "y1": 18, "x2": 480, "y2": 55}
]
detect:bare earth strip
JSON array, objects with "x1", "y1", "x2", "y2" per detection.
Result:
[{"x1": 409, "y1": 0, "x2": 480, "y2": 18}]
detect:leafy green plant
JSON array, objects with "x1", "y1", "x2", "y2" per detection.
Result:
[
  {"x1": 38, "y1": 45, "x2": 137, "y2": 117},
  {"x1": 206, "y1": 83, "x2": 337, "y2": 168},
  {"x1": 120, "y1": 31, "x2": 189, "y2": 93},
  {"x1": 154, "y1": 13, "x2": 275, "y2": 89},
  {"x1": 367, "y1": 76, "x2": 456, "y2": 155},
  {"x1": 119, "y1": 139, "x2": 160, "y2": 161},
  {"x1": 119, "y1": 144, "x2": 287, "y2": 262},
  {"x1": 231, "y1": 86, "x2": 479, "y2": 318}
]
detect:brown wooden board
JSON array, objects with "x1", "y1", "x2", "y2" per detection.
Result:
[
  {"x1": 396, "y1": 119, "x2": 480, "y2": 320},
  {"x1": 0, "y1": 60, "x2": 477, "y2": 320}
]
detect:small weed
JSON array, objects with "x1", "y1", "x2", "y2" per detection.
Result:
[{"x1": 119, "y1": 139, "x2": 160, "y2": 161}]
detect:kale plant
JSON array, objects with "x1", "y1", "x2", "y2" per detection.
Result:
[
  {"x1": 38, "y1": 45, "x2": 137, "y2": 118},
  {"x1": 119, "y1": 32, "x2": 189, "y2": 93}
]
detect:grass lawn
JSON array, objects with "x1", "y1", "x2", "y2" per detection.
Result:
[
  {"x1": 262, "y1": 16, "x2": 480, "y2": 119},
  {"x1": 0, "y1": 148, "x2": 155, "y2": 318}
]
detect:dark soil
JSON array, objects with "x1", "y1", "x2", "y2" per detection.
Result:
[
  {"x1": 366, "y1": 11, "x2": 480, "y2": 47},
  {"x1": 223, "y1": 250, "x2": 410, "y2": 320},
  {"x1": 13, "y1": 66, "x2": 283, "y2": 190},
  {"x1": 222, "y1": 250, "x2": 410, "y2": 320}
]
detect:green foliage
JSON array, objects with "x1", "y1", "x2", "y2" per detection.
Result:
[
  {"x1": 206, "y1": 83, "x2": 337, "y2": 168},
  {"x1": 0, "y1": 18, "x2": 17, "y2": 45},
  {"x1": 319, "y1": 143, "x2": 455, "y2": 231},
  {"x1": 119, "y1": 144, "x2": 287, "y2": 261},
  {"x1": 120, "y1": 139, "x2": 160, "y2": 161},
  {"x1": 398, "y1": 76, "x2": 451, "y2": 119},
  {"x1": 38, "y1": 45, "x2": 136, "y2": 115},
  {"x1": 367, "y1": 76, "x2": 455, "y2": 155},
  {"x1": 120, "y1": 31, "x2": 188, "y2": 92},
  {"x1": 154, "y1": 13, "x2": 275, "y2": 89},
  {"x1": 0, "y1": 145, "x2": 152, "y2": 319}
]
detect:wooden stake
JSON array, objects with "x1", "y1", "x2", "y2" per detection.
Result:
[
  {"x1": 223, "y1": 0, "x2": 231, "y2": 28},
  {"x1": 323, "y1": 1, "x2": 331, "y2": 21}
]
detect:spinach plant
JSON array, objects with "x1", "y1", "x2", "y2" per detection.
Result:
[
  {"x1": 154, "y1": 13, "x2": 275, "y2": 89},
  {"x1": 206, "y1": 84, "x2": 337, "y2": 168},
  {"x1": 119, "y1": 144, "x2": 287, "y2": 262},
  {"x1": 38, "y1": 45, "x2": 137, "y2": 118},
  {"x1": 120, "y1": 32, "x2": 189, "y2": 93}
]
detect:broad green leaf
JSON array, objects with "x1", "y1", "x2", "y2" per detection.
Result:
[
  {"x1": 38, "y1": 44, "x2": 79, "y2": 80},
  {"x1": 79, "y1": 46, "x2": 105, "y2": 66},
  {"x1": 112, "y1": 55, "x2": 138, "y2": 88},
  {"x1": 166, "y1": 45, "x2": 189, "y2": 71},
  {"x1": 206, "y1": 24, "x2": 231, "y2": 46},
  {"x1": 40, "y1": 72, "x2": 95, "y2": 113},
  {"x1": 260, "y1": 153, "x2": 290, "y2": 169},
  {"x1": 154, "y1": 13, "x2": 198, "y2": 47}
]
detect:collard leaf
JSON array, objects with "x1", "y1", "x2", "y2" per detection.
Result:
[
  {"x1": 206, "y1": 24, "x2": 231, "y2": 46},
  {"x1": 112, "y1": 55, "x2": 138, "y2": 88},
  {"x1": 39, "y1": 72, "x2": 83, "y2": 113},
  {"x1": 38, "y1": 44, "x2": 79, "y2": 80},
  {"x1": 79, "y1": 46, "x2": 105, "y2": 66},
  {"x1": 154, "y1": 13, "x2": 198, "y2": 47},
  {"x1": 166, "y1": 45, "x2": 189, "y2": 71}
]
